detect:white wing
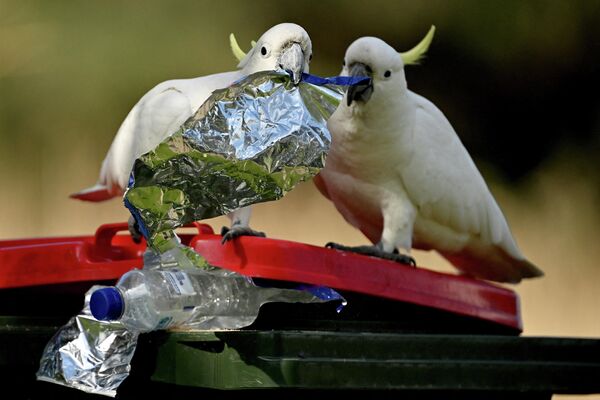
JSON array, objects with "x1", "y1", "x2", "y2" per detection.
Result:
[
  {"x1": 98, "y1": 71, "x2": 241, "y2": 192},
  {"x1": 399, "y1": 91, "x2": 522, "y2": 258}
]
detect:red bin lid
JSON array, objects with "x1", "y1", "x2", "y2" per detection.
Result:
[{"x1": 0, "y1": 222, "x2": 521, "y2": 331}]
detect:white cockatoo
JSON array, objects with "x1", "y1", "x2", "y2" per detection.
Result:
[
  {"x1": 72, "y1": 23, "x2": 313, "y2": 241},
  {"x1": 315, "y1": 26, "x2": 543, "y2": 283}
]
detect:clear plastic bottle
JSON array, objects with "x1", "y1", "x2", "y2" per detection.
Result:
[{"x1": 89, "y1": 268, "x2": 323, "y2": 332}]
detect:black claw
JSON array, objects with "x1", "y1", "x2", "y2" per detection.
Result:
[
  {"x1": 324, "y1": 242, "x2": 416, "y2": 267},
  {"x1": 220, "y1": 226, "x2": 266, "y2": 244},
  {"x1": 131, "y1": 231, "x2": 142, "y2": 244},
  {"x1": 374, "y1": 252, "x2": 416, "y2": 267},
  {"x1": 128, "y1": 216, "x2": 143, "y2": 244},
  {"x1": 392, "y1": 254, "x2": 417, "y2": 268}
]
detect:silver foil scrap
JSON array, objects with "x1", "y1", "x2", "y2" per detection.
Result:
[
  {"x1": 36, "y1": 286, "x2": 138, "y2": 397},
  {"x1": 125, "y1": 71, "x2": 343, "y2": 250}
]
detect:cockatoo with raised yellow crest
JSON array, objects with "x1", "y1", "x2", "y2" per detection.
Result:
[
  {"x1": 72, "y1": 23, "x2": 313, "y2": 241},
  {"x1": 316, "y1": 26, "x2": 543, "y2": 283}
]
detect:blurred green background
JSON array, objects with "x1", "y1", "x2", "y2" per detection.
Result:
[{"x1": 1, "y1": 0, "x2": 599, "y2": 352}]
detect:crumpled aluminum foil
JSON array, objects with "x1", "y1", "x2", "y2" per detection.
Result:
[
  {"x1": 125, "y1": 71, "x2": 343, "y2": 250},
  {"x1": 37, "y1": 286, "x2": 138, "y2": 397}
]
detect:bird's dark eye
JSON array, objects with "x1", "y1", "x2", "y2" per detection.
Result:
[
  {"x1": 342, "y1": 60, "x2": 346, "y2": 67},
  {"x1": 384, "y1": 70, "x2": 391, "y2": 78},
  {"x1": 365, "y1": 65, "x2": 373, "y2": 73},
  {"x1": 261, "y1": 46, "x2": 267, "y2": 56},
  {"x1": 309, "y1": 53, "x2": 313, "y2": 61}
]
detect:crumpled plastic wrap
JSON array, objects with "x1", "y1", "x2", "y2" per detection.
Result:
[{"x1": 125, "y1": 71, "x2": 343, "y2": 250}]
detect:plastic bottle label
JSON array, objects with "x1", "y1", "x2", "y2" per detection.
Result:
[{"x1": 160, "y1": 270, "x2": 196, "y2": 297}]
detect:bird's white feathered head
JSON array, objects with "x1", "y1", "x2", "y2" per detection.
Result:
[
  {"x1": 230, "y1": 23, "x2": 312, "y2": 84},
  {"x1": 342, "y1": 26, "x2": 435, "y2": 106}
]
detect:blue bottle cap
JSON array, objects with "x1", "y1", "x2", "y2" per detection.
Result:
[{"x1": 90, "y1": 287, "x2": 124, "y2": 321}]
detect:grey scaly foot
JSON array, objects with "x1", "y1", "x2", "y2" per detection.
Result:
[
  {"x1": 128, "y1": 215, "x2": 143, "y2": 244},
  {"x1": 325, "y1": 242, "x2": 416, "y2": 267},
  {"x1": 221, "y1": 225, "x2": 266, "y2": 244}
]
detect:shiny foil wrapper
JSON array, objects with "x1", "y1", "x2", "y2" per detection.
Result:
[
  {"x1": 125, "y1": 71, "x2": 342, "y2": 249},
  {"x1": 37, "y1": 286, "x2": 138, "y2": 397}
]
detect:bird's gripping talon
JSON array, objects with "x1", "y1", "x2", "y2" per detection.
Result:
[
  {"x1": 128, "y1": 215, "x2": 143, "y2": 244},
  {"x1": 389, "y1": 251, "x2": 417, "y2": 267},
  {"x1": 325, "y1": 242, "x2": 416, "y2": 267},
  {"x1": 221, "y1": 226, "x2": 266, "y2": 244}
]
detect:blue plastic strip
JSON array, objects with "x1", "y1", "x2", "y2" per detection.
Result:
[
  {"x1": 301, "y1": 72, "x2": 370, "y2": 87},
  {"x1": 123, "y1": 172, "x2": 150, "y2": 240},
  {"x1": 251, "y1": 278, "x2": 347, "y2": 312},
  {"x1": 123, "y1": 197, "x2": 149, "y2": 240},
  {"x1": 128, "y1": 171, "x2": 135, "y2": 188},
  {"x1": 299, "y1": 285, "x2": 347, "y2": 313}
]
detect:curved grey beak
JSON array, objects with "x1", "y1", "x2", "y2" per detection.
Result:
[
  {"x1": 346, "y1": 63, "x2": 373, "y2": 106},
  {"x1": 279, "y1": 42, "x2": 305, "y2": 85}
]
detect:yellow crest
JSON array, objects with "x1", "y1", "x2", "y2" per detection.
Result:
[
  {"x1": 229, "y1": 33, "x2": 256, "y2": 62},
  {"x1": 400, "y1": 25, "x2": 436, "y2": 65}
]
